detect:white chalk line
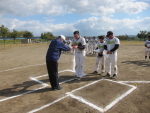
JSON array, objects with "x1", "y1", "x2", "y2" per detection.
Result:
[
  {"x1": 103, "y1": 79, "x2": 137, "y2": 111},
  {"x1": 28, "y1": 95, "x2": 69, "y2": 113},
  {"x1": 69, "y1": 94, "x2": 104, "y2": 113},
  {"x1": 71, "y1": 79, "x2": 104, "y2": 93},
  {"x1": 27, "y1": 78, "x2": 138, "y2": 113},
  {"x1": 0, "y1": 70, "x2": 75, "y2": 103},
  {"x1": 0, "y1": 63, "x2": 46, "y2": 73},
  {"x1": 0, "y1": 86, "x2": 46, "y2": 103},
  {"x1": 119, "y1": 81, "x2": 150, "y2": 84},
  {"x1": 33, "y1": 69, "x2": 75, "y2": 79}
]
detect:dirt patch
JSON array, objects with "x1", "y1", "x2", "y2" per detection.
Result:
[
  {"x1": 36, "y1": 97, "x2": 100, "y2": 113},
  {"x1": 73, "y1": 80, "x2": 131, "y2": 108}
]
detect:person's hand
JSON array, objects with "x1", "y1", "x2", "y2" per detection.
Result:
[
  {"x1": 70, "y1": 47, "x2": 73, "y2": 49},
  {"x1": 107, "y1": 51, "x2": 112, "y2": 54},
  {"x1": 73, "y1": 46, "x2": 78, "y2": 49}
]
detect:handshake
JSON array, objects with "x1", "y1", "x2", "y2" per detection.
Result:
[{"x1": 70, "y1": 45, "x2": 78, "y2": 49}]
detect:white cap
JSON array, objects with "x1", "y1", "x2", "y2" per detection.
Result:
[{"x1": 59, "y1": 35, "x2": 66, "y2": 42}]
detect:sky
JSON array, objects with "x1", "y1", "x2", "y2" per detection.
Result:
[{"x1": 0, "y1": 0, "x2": 150, "y2": 36}]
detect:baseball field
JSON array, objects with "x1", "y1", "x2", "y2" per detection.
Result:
[{"x1": 0, "y1": 41, "x2": 150, "y2": 113}]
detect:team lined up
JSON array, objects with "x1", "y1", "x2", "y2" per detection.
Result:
[{"x1": 46, "y1": 31, "x2": 150, "y2": 90}]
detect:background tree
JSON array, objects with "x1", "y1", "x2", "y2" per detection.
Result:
[
  {"x1": 0, "y1": 25, "x2": 9, "y2": 44},
  {"x1": 23, "y1": 31, "x2": 33, "y2": 39},
  {"x1": 137, "y1": 30, "x2": 147, "y2": 41},
  {"x1": 40, "y1": 32, "x2": 55, "y2": 40},
  {"x1": 9, "y1": 29, "x2": 23, "y2": 44}
]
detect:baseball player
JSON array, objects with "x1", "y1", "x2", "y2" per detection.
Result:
[
  {"x1": 144, "y1": 36, "x2": 150, "y2": 60},
  {"x1": 92, "y1": 36, "x2": 106, "y2": 75},
  {"x1": 71, "y1": 31, "x2": 86, "y2": 80},
  {"x1": 104, "y1": 31, "x2": 120, "y2": 79},
  {"x1": 88, "y1": 38, "x2": 93, "y2": 54},
  {"x1": 84, "y1": 36, "x2": 89, "y2": 54},
  {"x1": 92, "y1": 37, "x2": 98, "y2": 54}
]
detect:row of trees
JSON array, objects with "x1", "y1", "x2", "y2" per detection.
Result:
[
  {"x1": 137, "y1": 30, "x2": 150, "y2": 41},
  {"x1": 117, "y1": 34, "x2": 129, "y2": 40},
  {"x1": 40, "y1": 32, "x2": 55, "y2": 40},
  {"x1": 0, "y1": 25, "x2": 33, "y2": 44}
]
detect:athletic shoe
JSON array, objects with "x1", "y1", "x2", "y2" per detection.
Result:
[
  {"x1": 111, "y1": 74, "x2": 117, "y2": 79},
  {"x1": 92, "y1": 71, "x2": 98, "y2": 74},
  {"x1": 104, "y1": 73, "x2": 110, "y2": 77},
  {"x1": 100, "y1": 72, "x2": 104, "y2": 75},
  {"x1": 53, "y1": 87, "x2": 63, "y2": 91}
]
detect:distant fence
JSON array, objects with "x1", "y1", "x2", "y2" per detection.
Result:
[{"x1": 0, "y1": 42, "x2": 50, "y2": 48}]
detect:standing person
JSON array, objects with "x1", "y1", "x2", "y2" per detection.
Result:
[
  {"x1": 72, "y1": 31, "x2": 86, "y2": 80},
  {"x1": 144, "y1": 36, "x2": 150, "y2": 60},
  {"x1": 46, "y1": 35, "x2": 72, "y2": 90},
  {"x1": 104, "y1": 31, "x2": 120, "y2": 79},
  {"x1": 92, "y1": 36, "x2": 106, "y2": 75},
  {"x1": 88, "y1": 38, "x2": 93, "y2": 54},
  {"x1": 92, "y1": 37, "x2": 98, "y2": 54},
  {"x1": 84, "y1": 36, "x2": 89, "y2": 54}
]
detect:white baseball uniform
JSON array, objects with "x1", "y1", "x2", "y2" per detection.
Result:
[
  {"x1": 85, "y1": 39, "x2": 89, "y2": 53},
  {"x1": 94, "y1": 41, "x2": 106, "y2": 73},
  {"x1": 105, "y1": 37, "x2": 120, "y2": 75},
  {"x1": 88, "y1": 39, "x2": 93, "y2": 54},
  {"x1": 144, "y1": 40, "x2": 150, "y2": 57},
  {"x1": 72, "y1": 37, "x2": 86, "y2": 77},
  {"x1": 92, "y1": 39, "x2": 98, "y2": 53}
]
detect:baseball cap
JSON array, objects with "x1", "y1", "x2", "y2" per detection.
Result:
[
  {"x1": 106, "y1": 31, "x2": 113, "y2": 37},
  {"x1": 59, "y1": 35, "x2": 66, "y2": 42}
]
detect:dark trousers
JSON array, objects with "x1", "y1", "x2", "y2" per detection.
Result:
[{"x1": 46, "y1": 60, "x2": 60, "y2": 89}]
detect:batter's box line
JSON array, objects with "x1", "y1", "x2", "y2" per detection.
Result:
[
  {"x1": 0, "y1": 70, "x2": 75, "y2": 103},
  {"x1": 69, "y1": 79, "x2": 136, "y2": 113},
  {"x1": 28, "y1": 79, "x2": 136, "y2": 113}
]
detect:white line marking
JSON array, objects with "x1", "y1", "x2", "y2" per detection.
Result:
[
  {"x1": 69, "y1": 94, "x2": 103, "y2": 113},
  {"x1": 104, "y1": 86, "x2": 136, "y2": 111},
  {"x1": 0, "y1": 70, "x2": 75, "y2": 103},
  {"x1": 28, "y1": 95, "x2": 69, "y2": 113},
  {"x1": 0, "y1": 86, "x2": 46, "y2": 103},
  {"x1": 105, "y1": 79, "x2": 136, "y2": 88},
  {"x1": 119, "y1": 81, "x2": 150, "y2": 83},
  {"x1": 30, "y1": 78, "x2": 47, "y2": 87},
  {"x1": 71, "y1": 79, "x2": 104, "y2": 93},
  {"x1": 0, "y1": 63, "x2": 46, "y2": 73}
]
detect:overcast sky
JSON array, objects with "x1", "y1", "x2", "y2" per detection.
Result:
[{"x1": 0, "y1": 0, "x2": 150, "y2": 36}]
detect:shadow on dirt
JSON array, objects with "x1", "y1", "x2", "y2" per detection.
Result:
[
  {"x1": 0, "y1": 73, "x2": 104, "y2": 97},
  {"x1": 121, "y1": 60, "x2": 150, "y2": 67}
]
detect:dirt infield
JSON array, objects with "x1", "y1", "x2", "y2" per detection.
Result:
[{"x1": 0, "y1": 42, "x2": 150, "y2": 113}]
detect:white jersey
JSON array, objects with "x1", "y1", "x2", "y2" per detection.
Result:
[
  {"x1": 97, "y1": 41, "x2": 105, "y2": 53},
  {"x1": 105, "y1": 37, "x2": 120, "y2": 54},
  {"x1": 72, "y1": 37, "x2": 86, "y2": 52},
  {"x1": 88, "y1": 39, "x2": 93, "y2": 45},
  {"x1": 92, "y1": 39, "x2": 97, "y2": 45},
  {"x1": 145, "y1": 40, "x2": 150, "y2": 51}
]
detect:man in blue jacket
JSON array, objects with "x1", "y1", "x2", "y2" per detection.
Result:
[{"x1": 46, "y1": 35, "x2": 72, "y2": 90}]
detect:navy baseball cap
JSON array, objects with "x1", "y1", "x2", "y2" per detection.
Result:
[{"x1": 106, "y1": 31, "x2": 113, "y2": 37}]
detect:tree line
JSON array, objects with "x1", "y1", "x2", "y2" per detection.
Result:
[{"x1": 0, "y1": 25, "x2": 34, "y2": 44}]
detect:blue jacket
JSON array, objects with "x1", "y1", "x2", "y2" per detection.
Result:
[{"x1": 46, "y1": 38, "x2": 71, "y2": 61}]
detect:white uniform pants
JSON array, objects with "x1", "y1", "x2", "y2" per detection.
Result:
[
  {"x1": 88, "y1": 45, "x2": 93, "y2": 54},
  {"x1": 75, "y1": 51, "x2": 85, "y2": 77},
  {"x1": 92, "y1": 44, "x2": 97, "y2": 54},
  {"x1": 145, "y1": 49, "x2": 150, "y2": 56},
  {"x1": 106, "y1": 54, "x2": 118, "y2": 75},
  {"x1": 95, "y1": 56, "x2": 105, "y2": 72},
  {"x1": 85, "y1": 43, "x2": 89, "y2": 53}
]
